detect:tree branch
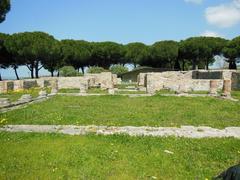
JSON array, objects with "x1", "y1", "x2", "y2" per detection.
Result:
[{"x1": 38, "y1": 65, "x2": 43, "y2": 71}]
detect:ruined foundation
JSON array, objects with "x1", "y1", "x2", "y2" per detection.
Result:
[
  {"x1": 0, "y1": 72, "x2": 119, "y2": 94},
  {"x1": 137, "y1": 70, "x2": 240, "y2": 94}
]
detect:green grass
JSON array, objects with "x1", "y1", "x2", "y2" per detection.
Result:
[
  {"x1": 0, "y1": 132, "x2": 239, "y2": 179},
  {"x1": 58, "y1": 88, "x2": 80, "y2": 93},
  {"x1": 189, "y1": 91, "x2": 209, "y2": 95},
  {"x1": 87, "y1": 88, "x2": 107, "y2": 94},
  {"x1": 0, "y1": 88, "x2": 44, "y2": 102},
  {"x1": 58, "y1": 88, "x2": 107, "y2": 94},
  {"x1": 1, "y1": 94, "x2": 240, "y2": 128},
  {"x1": 115, "y1": 90, "x2": 146, "y2": 94},
  {"x1": 115, "y1": 83, "x2": 137, "y2": 89},
  {"x1": 156, "y1": 89, "x2": 176, "y2": 95},
  {"x1": 232, "y1": 91, "x2": 240, "y2": 100}
]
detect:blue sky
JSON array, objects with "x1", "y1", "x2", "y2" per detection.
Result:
[{"x1": 0, "y1": 0, "x2": 240, "y2": 79}]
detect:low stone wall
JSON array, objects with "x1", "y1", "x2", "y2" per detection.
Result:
[
  {"x1": 0, "y1": 72, "x2": 117, "y2": 93},
  {"x1": 57, "y1": 77, "x2": 86, "y2": 89},
  {"x1": 141, "y1": 70, "x2": 239, "y2": 94},
  {"x1": 232, "y1": 72, "x2": 240, "y2": 90},
  {"x1": 0, "y1": 81, "x2": 16, "y2": 93},
  {"x1": 138, "y1": 73, "x2": 146, "y2": 86}
]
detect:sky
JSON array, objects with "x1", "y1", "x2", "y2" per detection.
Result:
[{"x1": 0, "y1": 0, "x2": 240, "y2": 79}]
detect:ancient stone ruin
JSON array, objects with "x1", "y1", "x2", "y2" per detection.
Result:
[
  {"x1": 137, "y1": 70, "x2": 240, "y2": 95},
  {"x1": 0, "y1": 72, "x2": 120, "y2": 94}
]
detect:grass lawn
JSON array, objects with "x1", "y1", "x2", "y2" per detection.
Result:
[
  {"x1": 189, "y1": 91, "x2": 209, "y2": 94},
  {"x1": 156, "y1": 89, "x2": 176, "y2": 95},
  {"x1": 1, "y1": 94, "x2": 239, "y2": 128},
  {"x1": 0, "y1": 132, "x2": 239, "y2": 179},
  {"x1": 115, "y1": 83, "x2": 137, "y2": 89},
  {"x1": 115, "y1": 90, "x2": 146, "y2": 94},
  {"x1": 58, "y1": 88, "x2": 80, "y2": 93},
  {"x1": 232, "y1": 91, "x2": 240, "y2": 100},
  {"x1": 0, "y1": 88, "x2": 48, "y2": 102},
  {"x1": 87, "y1": 88, "x2": 107, "y2": 94},
  {"x1": 58, "y1": 88, "x2": 107, "y2": 94}
]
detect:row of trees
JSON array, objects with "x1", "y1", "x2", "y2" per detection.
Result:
[
  {"x1": 0, "y1": 31, "x2": 240, "y2": 80},
  {"x1": 0, "y1": 0, "x2": 10, "y2": 23}
]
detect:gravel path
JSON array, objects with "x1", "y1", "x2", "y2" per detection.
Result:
[{"x1": 1, "y1": 125, "x2": 240, "y2": 138}]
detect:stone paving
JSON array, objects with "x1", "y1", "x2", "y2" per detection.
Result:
[{"x1": 1, "y1": 125, "x2": 240, "y2": 138}]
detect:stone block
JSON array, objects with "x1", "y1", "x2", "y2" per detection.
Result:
[
  {"x1": 18, "y1": 94, "x2": 32, "y2": 103},
  {"x1": 80, "y1": 82, "x2": 88, "y2": 93},
  {"x1": 117, "y1": 78, "x2": 122, "y2": 85},
  {"x1": 209, "y1": 80, "x2": 218, "y2": 95},
  {"x1": 23, "y1": 80, "x2": 38, "y2": 89},
  {"x1": 138, "y1": 73, "x2": 147, "y2": 86},
  {"x1": 99, "y1": 72, "x2": 114, "y2": 89},
  {"x1": 6, "y1": 81, "x2": 14, "y2": 92},
  {"x1": 231, "y1": 72, "x2": 240, "y2": 90},
  {"x1": 38, "y1": 90, "x2": 47, "y2": 98},
  {"x1": 222, "y1": 80, "x2": 231, "y2": 97},
  {"x1": 0, "y1": 81, "x2": 4, "y2": 93},
  {"x1": 108, "y1": 88, "x2": 115, "y2": 95},
  {"x1": 112, "y1": 74, "x2": 118, "y2": 85},
  {"x1": 13, "y1": 80, "x2": 24, "y2": 91},
  {"x1": 0, "y1": 98, "x2": 11, "y2": 107},
  {"x1": 57, "y1": 77, "x2": 86, "y2": 89},
  {"x1": 138, "y1": 86, "x2": 146, "y2": 91},
  {"x1": 51, "y1": 88, "x2": 58, "y2": 94}
]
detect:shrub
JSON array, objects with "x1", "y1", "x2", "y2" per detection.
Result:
[
  {"x1": 110, "y1": 65, "x2": 128, "y2": 76},
  {"x1": 59, "y1": 66, "x2": 81, "y2": 77},
  {"x1": 87, "y1": 66, "x2": 107, "y2": 74}
]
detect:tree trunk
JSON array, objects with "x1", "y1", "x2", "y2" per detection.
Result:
[
  {"x1": 233, "y1": 61, "x2": 237, "y2": 69},
  {"x1": 35, "y1": 69, "x2": 39, "y2": 78},
  {"x1": 174, "y1": 60, "x2": 181, "y2": 71},
  {"x1": 27, "y1": 64, "x2": 34, "y2": 79},
  {"x1": 81, "y1": 67, "x2": 84, "y2": 74},
  {"x1": 51, "y1": 70, "x2": 54, "y2": 77},
  {"x1": 192, "y1": 60, "x2": 196, "y2": 70},
  {"x1": 170, "y1": 58, "x2": 174, "y2": 69},
  {"x1": 13, "y1": 67, "x2": 20, "y2": 80},
  {"x1": 205, "y1": 59, "x2": 209, "y2": 70},
  {"x1": 30, "y1": 68, "x2": 34, "y2": 79},
  {"x1": 57, "y1": 71, "x2": 60, "y2": 77},
  {"x1": 182, "y1": 59, "x2": 185, "y2": 71},
  {"x1": 229, "y1": 60, "x2": 237, "y2": 69},
  {"x1": 0, "y1": 73, "x2": 2, "y2": 81},
  {"x1": 35, "y1": 61, "x2": 39, "y2": 78},
  {"x1": 102, "y1": 64, "x2": 110, "y2": 69}
]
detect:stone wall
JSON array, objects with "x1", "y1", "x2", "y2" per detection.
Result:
[
  {"x1": 0, "y1": 81, "x2": 15, "y2": 93},
  {"x1": 84, "y1": 72, "x2": 117, "y2": 89},
  {"x1": 141, "y1": 70, "x2": 239, "y2": 94},
  {"x1": 192, "y1": 71, "x2": 222, "y2": 79},
  {"x1": 57, "y1": 77, "x2": 86, "y2": 89},
  {"x1": 138, "y1": 73, "x2": 146, "y2": 86},
  {"x1": 0, "y1": 72, "x2": 117, "y2": 93},
  {"x1": 232, "y1": 72, "x2": 240, "y2": 90},
  {"x1": 13, "y1": 80, "x2": 23, "y2": 91},
  {"x1": 23, "y1": 80, "x2": 38, "y2": 89},
  {"x1": 112, "y1": 74, "x2": 122, "y2": 85}
]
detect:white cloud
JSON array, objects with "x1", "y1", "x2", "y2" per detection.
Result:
[
  {"x1": 205, "y1": 0, "x2": 240, "y2": 28},
  {"x1": 200, "y1": 30, "x2": 222, "y2": 37},
  {"x1": 184, "y1": 0, "x2": 203, "y2": 4}
]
